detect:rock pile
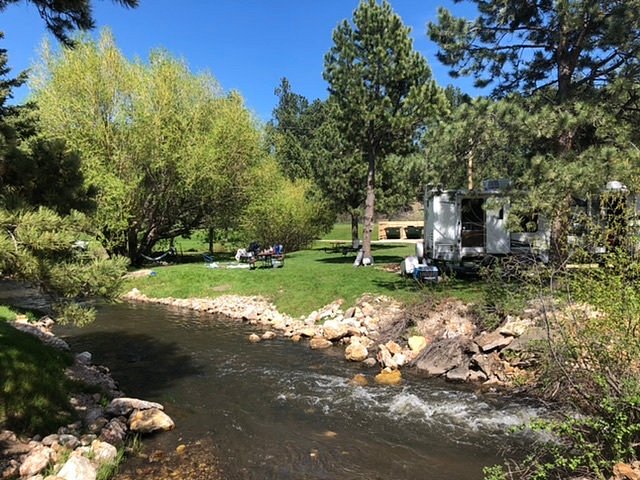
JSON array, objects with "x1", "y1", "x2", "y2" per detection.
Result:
[{"x1": 2, "y1": 319, "x2": 175, "y2": 480}]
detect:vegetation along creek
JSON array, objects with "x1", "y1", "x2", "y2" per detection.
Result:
[{"x1": 57, "y1": 302, "x2": 540, "y2": 480}]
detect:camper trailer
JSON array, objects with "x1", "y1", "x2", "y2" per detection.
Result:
[{"x1": 418, "y1": 180, "x2": 550, "y2": 272}]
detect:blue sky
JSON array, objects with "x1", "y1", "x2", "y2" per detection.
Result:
[{"x1": 3, "y1": 0, "x2": 480, "y2": 121}]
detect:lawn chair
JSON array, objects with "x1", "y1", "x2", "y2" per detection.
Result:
[{"x1": 272, "y1": 244, "x2": 285, "y2": 268}]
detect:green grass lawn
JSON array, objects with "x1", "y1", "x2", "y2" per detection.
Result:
[
  {"x1": 320, "y1": 222, "x2": 379, "y2": 241},
  {"x1": 126, "y1": 244, "x2": 485, "y2": 317},
  {"x1": 0, "y1": 312, "x2": 76, "y2": 434}
]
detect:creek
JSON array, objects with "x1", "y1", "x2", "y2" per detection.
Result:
[{"x1": 57, "y1": 302, "x2": 540, "y2": 480}]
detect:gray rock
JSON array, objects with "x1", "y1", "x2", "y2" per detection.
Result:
[
  {"x1": 58, "y1": 434, "x2": 80, "y2": 450},
  {"x1": 106, "y1": 397, "x2": 164, "y2": 417},
  {"x1": 445, "y1": 364, "x2": 470, "y2": 382},
  {"x1": 474, "y1": 331, "x2": 514, "y2": 352},
  {"x1": 99, "y1": 418, "x2": 127, "y2": 447},
  {"x1": 415, "y1": 337, "x2": 472, "y2": 376},
  {"x1": 41, "y1": 434, "x2": 59, "y2": 446},
  {"x1": 471, "y1": 352, "x2": 503, "y2": 378},
  {"x1": 75, "y1": 352, "x2": 92, "y2": 364}
]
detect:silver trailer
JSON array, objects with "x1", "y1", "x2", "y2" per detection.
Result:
[{"x1": 419, "y1": 181, "x2": 550, "y2": 272}]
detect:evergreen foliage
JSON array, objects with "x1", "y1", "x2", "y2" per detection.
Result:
[{"x1": 324, "y1": 0, "x2": 444, "y2": 261}]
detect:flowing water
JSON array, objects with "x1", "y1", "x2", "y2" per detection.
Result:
[{"x1": 57, "y1": 302, "x2": 541, "y2": 480}]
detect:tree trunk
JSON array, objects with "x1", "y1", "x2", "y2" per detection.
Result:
[
  {"x1": 362, "y1": 145, "x2": 376, "y2": 263},
  {"x1": 208, "y1": 227, "x2": 214, "y2": 254},
  {"x1": 127, "y1": 228, "x2": 139, "y2": 265},
  {"x1": 350, "y1": 213, "x2": 360, "y2": 246}
]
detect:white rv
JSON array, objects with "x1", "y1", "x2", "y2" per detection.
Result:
[{"x1": 419, "y1": 180, "x2": 550, "y2": 272}]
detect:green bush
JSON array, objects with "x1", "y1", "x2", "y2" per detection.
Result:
[{"x1": 241, "y1": 159, "x2": 334, "y2": 251}]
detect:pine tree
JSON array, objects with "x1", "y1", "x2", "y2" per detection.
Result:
[{"x1": 324, "y1": 0, "x2": 443, "y2": 262}]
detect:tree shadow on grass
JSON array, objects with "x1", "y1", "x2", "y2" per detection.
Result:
[
  {"x1": 316, "y1": 254, "x2": 407, "y2": 265},
  {"x1": 63, "y1": 331, "x2": 204, "y2": 400}
]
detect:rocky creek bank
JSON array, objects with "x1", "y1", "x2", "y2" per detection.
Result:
[
  {"x1": 2, "y1": 317, "x2": 176, "y2": 480},
  {"x1": 123, "y1": 288, "x2": 546, "y2": 389}
]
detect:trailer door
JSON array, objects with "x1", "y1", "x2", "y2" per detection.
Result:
[{"x1": 486, "y1": 203, "x2": 510, "y2": 255}]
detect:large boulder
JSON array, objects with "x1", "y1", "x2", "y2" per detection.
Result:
[
  {"x1": 128, "y1": 408, "x2": 175, "y2": 434},
  {"x1": 415, "y1": 337, "x2": 473, "y2": 376},
  {"x1": 106, "y1": 397, "x2": 164, "y2": 417},
  {"x1": 474, "y1": 331, "x2": 514, "y2": 352},
  {"x1": 57, "y1": 455, "x2": 96, "y2": 480},
  {"x1": 322, "y1": 320, "x2": 349, "y2": 341}
]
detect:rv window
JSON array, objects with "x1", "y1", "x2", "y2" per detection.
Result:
[{"x1": 520, "y1": 214, "x2": 539, "y2": 233}]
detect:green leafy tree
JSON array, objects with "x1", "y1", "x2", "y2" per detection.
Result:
[
  {"x1": 32, "y1": 32, "x2": 262, "y2": 264},
  {"x1": 324, "y1": 0, "x2": 443, "y2": 262},
  {"x1": 241, "y1": 158, "x2": 333, "y2": 251}
]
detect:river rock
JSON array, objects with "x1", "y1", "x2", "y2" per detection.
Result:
[
  {"x1": 90, "y1": 440, "x2": 117, "y2": 465},
  {"x1": 471, "y1": 352, "x2": 503, "y2": 379},
  {"x1": 106, "y1": 397, "x2": 164, "y2": 416},
  {"x1": 322, "y1": 320, "x2": 349, "y2": 341},
  {"x1": 291, "y1": 334, "x2": 302, "y2": 342},
  {"x1": 374, "y1": 368, "x2": 402, "y2": 386},
  {"x1": 385, "y1": 341, "x2": 402, "y2": 355},
  {"x1": 344, "y1": 307, "x2": 357, "y2": 318},
  {"x1": 19, "y1": 445, "x2": 52, "y2": 477},
  {"x1": 415, "y1": 337, "x2": 472, "y2": 376},
  {"x1": 298, "y1": 327, "x2": 318, "y2": 338},
  {"x1": 309, "y1": 337, "x2": 333, "y2": 350},
  {"x1": 408, "y1": 335, "x2": 428, "y2": 353},
  {"x1": 474, "y1": 331, "x2": 513, "y2": 352},
  {"x1": 58, "y1": 434, "x2": 80, "y2": 450},
  {"x1": 57, "y1": 455, "x2": 96, "y2": 480},
  {"x1": 345, "y1": 342, "x2": 368, "y2": 362},
  {"x1": 248, "y1": 333, "x2": 261, "y2": 343},
  {"x1": 498, "y1": 318, "x2": 533, "y2": 337},
  {"x1": 350, "y1": 374, "x2": 369, "y2": 387},
  {"x1": 98, "y1": 418, "x2": 127, "y2": 446},
  {"x1": 445, "y1": 363, "x2": 470, "y2": 382},
  {"x1": 129, "y1": 408, "x2": 175, "y2": 433},
  {"x1": 376, "y1": 344, "x2": 396, "y2": 369},
  {"x1": 261, "y1": 331, "x2": 277, "y2": 340}
]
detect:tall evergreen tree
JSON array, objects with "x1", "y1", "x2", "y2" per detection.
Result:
[
  {"x1": 324, "y1": 0, "x2": 443, "y2": 263},
  {"x1": 428, "y1": 0, "x2": 640, "y2": 103}
]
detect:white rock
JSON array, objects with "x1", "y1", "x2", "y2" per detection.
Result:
[
  {"x1": 19, "y1": 446, "x2": 52, "y2": 477},
  {"x1": 57, "y1": 455, "x2": 96, "y2": 480}
]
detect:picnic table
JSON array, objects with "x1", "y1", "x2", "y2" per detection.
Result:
[{"x1": 324, "y1": 241, "x2": 361, "y2": 255}]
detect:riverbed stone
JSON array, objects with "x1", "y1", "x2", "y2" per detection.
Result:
[
  {"x1": 19, "y1": 446, "x2": 53, "y2": 477},
  {"x1": 90, "y1": 440, "x2": 117, "y2": 465},
  {"x1": 350, "y1": 374, "x2": 368, "y2": 386},
  {"x1": 385, "y1": 341, "x2": 402, "y2": 355},
  {"x1": 98, "y1": 418, "x2": 127, "y2": 447},
  {"x1": 261, "y1": 331, "x2": 277, "y2": 340},
  {"x1": 248, "y1": 333, "x2": 261, "y2": 343},
  {"x1": 415, "y1": 337, "x2": 472, "y2": 376},
  {"x1": 374, "y1": 368, "x2": 402, "y2": 386},
  {"x1": 309, "y1": 337, "x2": 333, "y2": 350},
  {"x1": 408, "y1": 335, "x2": 428, "y2": 353},
  {"x1": 298, "y1": 327, "x2": 318, "y2": 338},
  {"x1": 474, "y1": 331, "x2": 514, "y2": 352},
  {"x1": 498, "y1": 318, "x2": 533, "y2": 337},
  {"x1": 129, "y1": 408, "x2": 175, "y2": 434},
  {"x1": 445, "y1": 363, "x2": 470, "y2": 382},
  {"x1": 106, "y1": 397, "x2": 164, "y2": 417},
  {"x1": 322, "y1": 320, "x2": 349, "y2": 341},
  {"x1": 345, "y1": 342, "x2": 368, "y2": 362},
  {"x1": 57, "y1": 455, "x2": 96, "y2": 480}
]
